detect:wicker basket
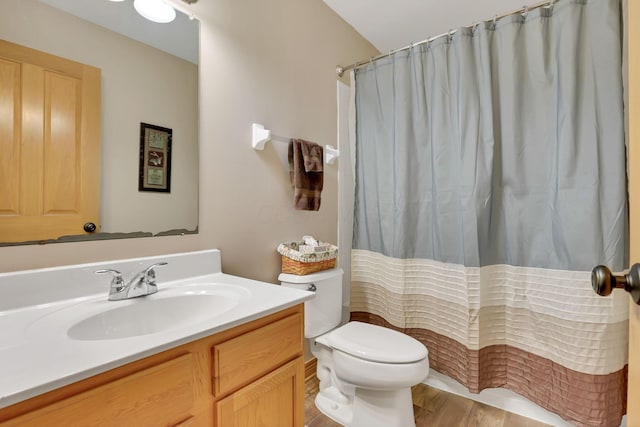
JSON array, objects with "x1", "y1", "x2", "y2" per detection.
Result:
[
  {"x1": 280, "y1": 256, "x2": 337, "y2": 275},
  {"x1": 277, "y1": 241, "x2": 338, "y2": 275}
]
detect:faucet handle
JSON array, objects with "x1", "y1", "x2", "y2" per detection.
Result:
[
  {"x1": 143, "y1": 262, "x2": 168, "y2": 285},
  {"x1": 95, "y1": 269, "x2": 125, "y2": 291}
]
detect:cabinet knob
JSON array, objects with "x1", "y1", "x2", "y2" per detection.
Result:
[
  {"x1": 591, "y1": 264, "x2": 640, "y2": 305},
  {"x1": 83, "y1": 222, "x2": 97, "y2": 233}
]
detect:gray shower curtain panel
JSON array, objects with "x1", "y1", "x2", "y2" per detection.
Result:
[{"x1": 350, "y1": 0, "x2": 628, "y2": 426}]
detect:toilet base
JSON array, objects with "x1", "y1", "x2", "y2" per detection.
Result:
[
  {"x1": 315, "y1": 386, "x2": 353, "y2": 425},
  {"x1": 315, "y1": 385, "x2": 416, "y2": 427}
]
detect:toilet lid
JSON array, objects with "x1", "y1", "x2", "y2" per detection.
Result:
[{"x1": 325, "y1": 321, "x2": 427, "y2": 364}]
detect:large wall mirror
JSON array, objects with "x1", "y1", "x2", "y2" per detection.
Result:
[{"x1": 0, "y1": 0, "x2": 199, "y2": 245}]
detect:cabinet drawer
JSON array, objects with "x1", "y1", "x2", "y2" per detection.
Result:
[
  {"x1": 213, "y1": 313, "x2": 303, "y2": 395},
  {"x1": 3, "y1": 354, "x2": 195, "y2": 427}
]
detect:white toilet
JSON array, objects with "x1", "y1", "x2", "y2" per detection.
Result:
[{"x1": 279, "y1": 268, "x2": 429, "y2": 427}]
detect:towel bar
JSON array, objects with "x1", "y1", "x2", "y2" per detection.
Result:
[
  {"x1": 251, "y1": 123, "x2": 340, "y2": 165},
  {"x1": 251, "y1": 123, "x2": 290, "y2": 150},
  {"x1": 325, "y1": 145, "x2": 339, "y2": 165}
]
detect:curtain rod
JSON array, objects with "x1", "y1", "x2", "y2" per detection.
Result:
[{"x1": 336, "y1": 0, "x2": 557, "y2": 77}]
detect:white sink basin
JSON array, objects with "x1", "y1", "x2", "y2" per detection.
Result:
[
  {"x1": 69, "y1": 294, "x2": 236, "y2": 340},
  {"x1": 26, "y1": 283, "x2": 251, "y2": 341}
]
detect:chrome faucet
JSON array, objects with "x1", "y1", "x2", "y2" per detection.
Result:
[{"x1": 95, "y1": 262, "x2": 168, "y2": 301}]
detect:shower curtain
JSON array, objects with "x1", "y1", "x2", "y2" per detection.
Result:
[{"x1": 350, "y1": 0, "x2": 628, "y2": 426}]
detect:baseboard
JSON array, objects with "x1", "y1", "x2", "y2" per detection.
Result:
[
  {"x1": 424, "y1": 370, "x2": 627, "y2": 427},
  {"x1": 305, "y1": 358, "x2": 317, "y2": 382}
]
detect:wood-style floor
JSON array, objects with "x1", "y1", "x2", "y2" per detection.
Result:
[{"x1": 305, "y1": 376, "x2": 551, "y2": 427}]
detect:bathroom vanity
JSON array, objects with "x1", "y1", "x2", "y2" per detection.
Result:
[{"x1": 0, "y1": 250, "x2": 312, "y2": 426}]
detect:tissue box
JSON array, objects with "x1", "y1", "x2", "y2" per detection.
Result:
[{"x1": 277, "y1": 241, "x2": 338, "y2": 275}]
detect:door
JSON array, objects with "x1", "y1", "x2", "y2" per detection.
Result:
[
  {"x1": 629, "y1": 1, "x2": 639, "y2": 425},
  {"x1": 0, "y1": 40, "x2": 100, "y2": 243}
]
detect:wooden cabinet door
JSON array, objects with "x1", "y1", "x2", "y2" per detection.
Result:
[
  {"x1": 1, "y1": 355, "x2": 196, "y2": 427},
  {"x1": 0, "y1": 40, "x2": 100, "y2": 243},
  {"x1": 216, "y1": 357, "x2": 305, "y2": 427}
]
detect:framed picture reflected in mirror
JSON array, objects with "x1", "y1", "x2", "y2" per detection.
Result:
[{"x1": 139, "y1": 122, "x2": 172, "y2": 193}]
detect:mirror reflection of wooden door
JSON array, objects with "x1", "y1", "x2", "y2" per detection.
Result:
[{"x1": 0, "y1": 40, "x2": 100, "y2": 243}]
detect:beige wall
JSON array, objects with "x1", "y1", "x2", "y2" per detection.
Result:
[{"x1": 0, "y1": 0, "x2": 377, "y2": 283}]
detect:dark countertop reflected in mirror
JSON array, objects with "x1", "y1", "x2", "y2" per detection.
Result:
[{"x1": 0, "y1": 0, "x2": 199, "y2": 246}]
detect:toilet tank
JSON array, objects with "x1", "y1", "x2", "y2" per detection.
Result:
[{"x1": 279, "y1": 268, "x2": 343, "y2": 338}]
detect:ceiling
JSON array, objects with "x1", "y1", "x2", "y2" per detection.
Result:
[
  {"x1": 322, "y1": 0, "x2": 542, "y2": 53},
  {"x1": 40, "y1": 0, "x2": 544, "y2": 66},
  {"x1": 39, "y1": 0, "x2": 199, "y2": 63}
]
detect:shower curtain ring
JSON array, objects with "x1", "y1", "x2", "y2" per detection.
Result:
[
  {"x1": 521, "y1": 5, "x2": 529, "y2": 20},
  {"x1": 448, "y1": 29, "x2": 455, "y2": 42},
  {"x1": 492, "y1": 15, "x2": 498, "y2": 30}
]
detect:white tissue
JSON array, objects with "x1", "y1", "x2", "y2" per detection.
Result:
[
  {"x1": 299, "y1": 245, "x2": 314, "y2": 254},
  {"x1": 303, "y1": 235, "x2": 318, "y2": 247}
]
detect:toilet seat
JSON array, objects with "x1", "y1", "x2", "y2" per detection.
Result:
[
  {"x1": 331, "y1": 347, "x2": 429, "y2": 390},
  {"x1": 317, "y1": 321, "x2": 427, "y2": 364}
]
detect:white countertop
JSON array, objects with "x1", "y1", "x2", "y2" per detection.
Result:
[{"x1": 0, "y1": 250, "x2": 314, "y2": 410}]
